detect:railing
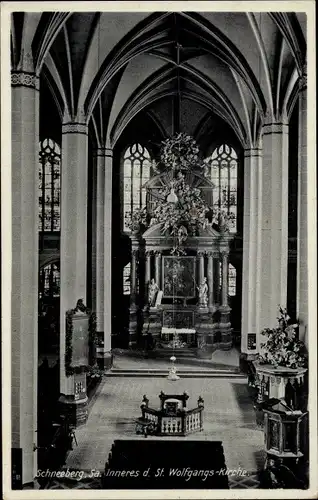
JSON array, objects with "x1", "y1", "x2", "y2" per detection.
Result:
[{"x1": 137, "y1": 398, "x2": 204, "y2": 436}]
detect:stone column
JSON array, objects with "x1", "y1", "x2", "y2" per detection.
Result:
[
  {"x1": 155, "y1": 251, "x2": 161, "y2": 288},
  {"x1": 11, "y1": 68, "x2": 39, "y2": 485},
  {"x1": 90, "y1": 153, "x2": 97, "y2": 313},
  {"x1": 95, "y1": 148, "x2": 112, "y2": 369},
  {"x1": 241, "y1": 149, "x2": 262, "y2": 354},
  {"x1": 297, "y1": 72, "x2": 308, "y2": 345},
  {"x1": 59, "y1": 119, "x2": 88, "y2": 425},
  {"x1": 215, "y1": 257, "x2": 221, "y2": 304},
  {"x1": 207, "y1": 253, "x2": 214, "y2": 309},
  {"x1": 144, "y1": 251, "x2": 151, "y2": 305},
  {"x1": 103, "y1": 149, "x2": 113, "y2": 363},
  {"x1": 219, "y1": 251, "x2": 232, "y2": 349},
  {"x1": 129, "y1": 249, "x2": 139, "y2": 346},
  {"x1": 131, "y1": 250, "x2": 138, "y2": 307},
  {"x1": 198, "y1": 252, "x2": 205, "y2": 284},
  {"x1": 258, "y1": 121, "x2": 289, "y2": 340},
  {"x1": 145, "y1": 251, "x2": 151, "y2": 283},
  {"x1": 95, "y1": 148, "x2": 105, "y2": 334},
  {"x1": 221, "y1": 252, "x2": 229, "y2": 307}
]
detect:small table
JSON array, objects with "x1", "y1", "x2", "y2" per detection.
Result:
[{"x1": 135, "y1": 417, "x2": 157, "y2": 437}]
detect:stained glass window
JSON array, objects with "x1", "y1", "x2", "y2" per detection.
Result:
[
  {"x1": 123, "y1": 263, "x2": 131, "y2": 295},
  {"x1": 219, "y1": 262, "x2": 237, "y2": 297},
  {"x1": 206, "y1": 144, "x2": 237, "y2": 233},
  {"x1": 123, "y1": 143, "x2": 151, "y2": 231},
  {"x1": 39, "y1": 138, "x2": 61, "y2": 231},
  {"x1": 228, "y1": 264, "x2": 236, "y2": 296},
  {"x1": 39, "y1": 263, "x2": 60, "y2": 299}
]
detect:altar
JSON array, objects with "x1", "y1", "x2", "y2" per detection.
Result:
[
  {"x1": 128, "y1": 224, "x2": 232, "y2": 356},
  {"x1": 125, "y1": 133, "x2": 233, "y2": 357}
]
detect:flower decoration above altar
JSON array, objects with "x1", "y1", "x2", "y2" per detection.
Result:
[
  {"x1": 124, "y1": 133, "x2": 232, "y2": 246},
  {"x1": 150, "y1": 172, "x2": 212, "y2": 236},
  {"x1": 160, "y1": 132, "x2": 201, "y2": 171}
]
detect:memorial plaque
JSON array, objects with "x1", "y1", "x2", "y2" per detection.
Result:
[
  {"x1": 71, "y1": 315, "x2": 90, "y2": 367},
  {"x1": 65, "y1": 303, "x2": 92, "y2": 375}
]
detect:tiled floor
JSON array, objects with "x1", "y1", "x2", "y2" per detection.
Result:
[{"x1": 66, "y1": 376, "x2": 265, "y2": 478}]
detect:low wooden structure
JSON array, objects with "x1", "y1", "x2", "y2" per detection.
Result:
[{"x1": 135, "y1": 391, "x2": 204, "y2": 437}]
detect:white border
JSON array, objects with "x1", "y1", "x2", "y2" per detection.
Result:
[{"x1": 1, "y1": 1, "x2": 317, "y2": 499}]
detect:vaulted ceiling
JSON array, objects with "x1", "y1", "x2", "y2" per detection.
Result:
[{"x1": 11, "y1": 11, "x2": 306, "y2": 149}]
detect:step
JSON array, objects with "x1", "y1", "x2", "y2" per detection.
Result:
[{"x1": 107, "y1": 368, "x2": 246, "y2": 378}]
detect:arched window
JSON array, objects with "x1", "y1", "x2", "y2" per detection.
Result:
[
  {"x1": 123, "y1": 263, "x2": 131, "y2": 295},
  {"x1": 39, "y1": 263, "x2": 60, "y2": 299},
  {"x1": 39, "y1": 138, "x2": 61, "y2": 232},
  {"x1": 123, "y1": 143, "x2": 151, "y2": 231},
  {"x1": 206, "y1": 144, "x2": 238, "y2": 233},
  {"x1": 219, "y1": 262, "x2": 237, "y2": 297}
]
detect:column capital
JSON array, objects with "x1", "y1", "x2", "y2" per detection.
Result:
[
  {"x1": 93, "y1": 147, "x2": 113, "y2": 157},
  {"x1": 11, "y1": 70, "x2": 39, "y2": 90},
  {"x1": 197, "y1": 251, "x2": 205, "y2": 257},
  {"x1": 244, "y1": 148, "x2": 262, "y2": 158},
  {"x1": 132, "y1": 249, "x2": 139, "y2": 257},
  {"x1": 262, "y1": 121, "x2": 289, "y2": 136},
  {"x1": 62, "y1": 121, "x2": 88, "y2": 135}
]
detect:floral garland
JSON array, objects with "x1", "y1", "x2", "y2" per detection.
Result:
[
  {"x1": 65, "y1": 305, "x2": 97, "y2": 377},
  {"x1": 124, "y1": 133, "x2": 234, "y2": 236},
  {"x1": 150, "y1": 173, "x2": 212, "y2": 235},
  {"x1": 160, "y1": 132, "x2": 201, "y2": 171},
  {"x1": 258, "y1": 306, "x2": 307, "y2": 369},
  {"x1": 124, "y1": 207, "x2": 148, "y2": 232}
]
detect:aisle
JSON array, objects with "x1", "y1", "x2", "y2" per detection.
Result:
[{"x1": 66, "y1": 376, "x2": 265, "y2": 475}]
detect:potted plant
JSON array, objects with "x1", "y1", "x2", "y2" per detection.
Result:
[
  {"x1": 258, "y1": 306, "x2": 307, "y2": 369},
  {"x1": 254, "y1": 306, "x2": 308, "y2": 409}
]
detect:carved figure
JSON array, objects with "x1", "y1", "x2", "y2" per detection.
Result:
[
  {"x1": 219, "y1": 211, "x2": 229, "y2": 232},
  {"x1": 197, "y1": 277, "x2": 208, "y2": 307},
  {"x1": 148, "y1": 279, "x2": 159, "y2": 306},
  {"x1": 74, "y1": 298, "x2": 87, "y2": 314},
  {"x1": 177, "y1": 225, "x2": 188, "y2": 246}
]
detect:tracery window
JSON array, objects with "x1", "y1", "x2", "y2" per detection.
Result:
[
  {"x1": 123, "y1": 263, "x2": 131, "y2": 295},
  {"x1": 38, "y1": 138, "x2": 61, "y2": 231},
  {"x1": 206, "y1": 144, "x2": 237, "y2": 233},
  {"x1": 39, "y1": 263, "x2": 60, "y2": 299},
  {"x1": 219, "y1": 262, "x2": 236, "y2": 297},
  {"x1": 123, "y1": 143, "x2": 151, "y2": 231}
]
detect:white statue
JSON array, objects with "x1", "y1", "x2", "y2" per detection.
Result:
[
  {"x1": 148, "y1": 278, "x2": 159, "y2": 307},
  {"x1": 197, "y1": 277, "x2": 208, "y2": 307}
]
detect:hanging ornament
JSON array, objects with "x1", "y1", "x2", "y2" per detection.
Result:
[
  {"x1": 167, "y1": 355, "x2": 180, "y2": 381},
  {"x1": 167, "y1": 187, "x2": 178, "y2": 204}
]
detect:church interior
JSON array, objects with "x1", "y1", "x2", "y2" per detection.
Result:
[{"x1": 6, "y1": 6, "x2": 315, "y2": 492}]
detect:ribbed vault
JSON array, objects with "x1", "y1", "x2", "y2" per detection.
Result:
[{"x1": 11, "y1": 10, "x2": 306, "y2": 148}]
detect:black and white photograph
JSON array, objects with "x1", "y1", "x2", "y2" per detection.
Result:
[{"x1": 1, "y1": 1, "x2": 317, "y2": 498}]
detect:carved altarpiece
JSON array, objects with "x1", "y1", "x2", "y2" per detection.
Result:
[{"x1": 127, "y1": 167, "x2": 233, "y2": 356}]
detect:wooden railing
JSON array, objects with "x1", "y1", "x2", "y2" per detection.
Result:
[{"x1": 136, "y1": 394, "x2": 204, "y2": 436}]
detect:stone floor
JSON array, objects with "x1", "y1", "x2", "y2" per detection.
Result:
[{"x1": 64, "y1": 375, "x2": 265, "y2": 488}]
